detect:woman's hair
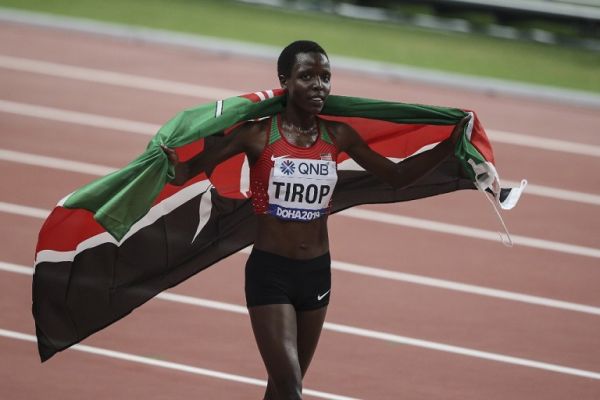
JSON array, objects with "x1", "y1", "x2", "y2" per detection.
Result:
[{"x1": 277, "y1": 40, "x2": 328, "y2": 78}]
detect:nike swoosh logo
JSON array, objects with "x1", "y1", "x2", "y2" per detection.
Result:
[
  {"x1": 270, "y1": 154, "x2": 290, "y2": 162},
  {"x1": 317, "y1": 289, "x2": 330, "y2": 301}
]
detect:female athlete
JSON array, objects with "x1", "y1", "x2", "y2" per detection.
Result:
[{"x1": 162, "y1": 40, "x2": 468, "y2": 400}]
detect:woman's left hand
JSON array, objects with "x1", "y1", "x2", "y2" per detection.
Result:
[
  {"x1": 160, "y1": 144, "x2": 189, "y2": 185},
  {"x1": 449, "y1": 114, "x2": 472, "y2": 146}
]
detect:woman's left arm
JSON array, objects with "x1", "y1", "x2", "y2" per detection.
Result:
[{"x1": 331, "y1": 115, "x2": 470, "y2": 189}]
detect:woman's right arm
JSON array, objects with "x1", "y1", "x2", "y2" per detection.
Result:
[{"x1": 161, "y1": 120, "x2": 266, "y2": 186}]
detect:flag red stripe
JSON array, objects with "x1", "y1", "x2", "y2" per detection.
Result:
[{"x1": 35, "y1": 207, "x2": 103, "y2": 254}]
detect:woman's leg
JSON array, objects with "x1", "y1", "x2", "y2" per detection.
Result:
[
  {"x1": 249, "y1": 304, "x2": 303, "y2": 400},
  {"x1": 296, "y1": 306, "x2": 328, "y2": 378}
]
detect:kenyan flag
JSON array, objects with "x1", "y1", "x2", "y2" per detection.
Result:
[{"x1": 33, "y1": 89, "x2": 525, "y2": 361}]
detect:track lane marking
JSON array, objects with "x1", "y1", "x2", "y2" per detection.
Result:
[
  {"x1": 339, "y1": 208, "x2": 600, "y2": 259},
  {"x1": 0, "y1": 328, "x2": 359, "y2": 400},
  {"x1": 2, "y1": 142, "x2": 600, "y2": 207},
  {"x1": 3, "y1": 188, "x2": 600, "y2": 260},
  {"x1": 334, "y1": 261, "x2": 600, "y2": 315},
  {"x1": 2, "y1": 159, "x2": 600, "y2": 259},
  {"x1": 1, "y1": 54, "x2": 600, "y2": 156},
  {"x1": 0, "y1": 149, "x2": 117, "y2": 176},
  {"x1": 0, "y1": 202, "x2": 48, "y2": 219},
  {"x1": 6, "y1": 241, "x2": 600, "y2": 316},
  {"x1": 5, "y1": 196, "x2": 600, "y2": 315},
  {"x1": 0, "y1": 99, "x2": 157, "y2": 134},
  {"x1": 488, "y1": 130, "x2": 600, "y2": 157},
  {"x1": 2, "y1": 264, "x2": 599, "y2": 380},
  {"x1": 0, "y1": 55, "x2": 239, "y2": 99},
  {"x1": 502, "y1": 179, "x2": 600, "y2": 206},
  {"x1": 1, "y1": 28, "x2": 596, "y2": 394}
]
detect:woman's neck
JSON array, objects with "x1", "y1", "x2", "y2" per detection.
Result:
[{"x1": 281, "y1": 108, "x2": 317, "y2": 131}]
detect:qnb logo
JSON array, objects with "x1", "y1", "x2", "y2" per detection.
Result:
[
  {"x1": 280, "y1": 160, "x2": 295, "y2": 175},
  {"x1": 298, "y1": 162, "x2": 329, "y2": 176}
]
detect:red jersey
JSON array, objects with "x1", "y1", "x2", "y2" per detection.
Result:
[{"x1": 250, "y1": 115, "x2": 339, "y2": 221}]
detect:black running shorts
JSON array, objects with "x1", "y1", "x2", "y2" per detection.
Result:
[{"x1": 245, "y1": 248, "x2": 331, "y2": 311}]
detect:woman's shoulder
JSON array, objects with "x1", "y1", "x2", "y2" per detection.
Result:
[
  {"x1": 227, "y1": 118, "x2": 270, "y2": 159},
  {"x1": 230, "y1": 117, "x2": 270, "y2": 141},
  {"x1": 234, "y1": 117, "x2": 269, "y2": 132},
  {"x1": 321, "y1": 118, "x2": 354, "y2": 135},
  {"x1": 321, "y1": 118, "x2": 359, "y2": 151}
]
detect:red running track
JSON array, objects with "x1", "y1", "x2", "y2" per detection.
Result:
[{"x1": 0, "y1": 21, "x2": 599, "y2": 399}]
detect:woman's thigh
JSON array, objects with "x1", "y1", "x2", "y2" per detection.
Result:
[
  {"x1": 248, "y1": 304, "x2": 302, "y2": 382},
  {"x1": 296, "y1": 306, "x2": 328, "y2": 377}
]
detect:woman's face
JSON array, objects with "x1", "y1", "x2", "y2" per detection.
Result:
[{"x1": 280, "y1": 52, "x2": 331, "y2": 115}]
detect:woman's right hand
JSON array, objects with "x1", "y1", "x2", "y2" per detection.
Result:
[
  {"x1": 161, "y1": 144, "x2": 179, "y2": 165},
  {"x1": 161, "y1": 144, "x2": 188, "y2": 185}
]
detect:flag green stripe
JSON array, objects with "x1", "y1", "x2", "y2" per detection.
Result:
[
  {"x1": 64, "y1": 93, "x2": 475, "y2": 240},
  {"x1": 322, "y1": 96, "x2": 466, "y2": 124}
]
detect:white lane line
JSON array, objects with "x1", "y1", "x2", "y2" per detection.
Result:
[
  {"x1": 487, "y1": 130, "x2": 600, "y2": 157},
  {"x1": 0, "y1": 329, "x2": 359, "y2": 400},
  {"x1": 248, "y1": 248, "x2": 600, "y2": 316},
  {"x1": 331, "y1": 260, "x2": 600, "y2": 316},
  {"x1": 0, "y1": 202, "x2": 48, "y2": 219},
  {"x1": 3, "y1": 181, "x2": 600, "y2": 262},
  {"x1": 5, "y1": 155, "x2": 600, "y2": 256},
  {"x1": 0, "y1": 262, "x2": 33, "y2": 275},
  {"x1": 321, "y1": 323, "x2": 600, "y2": 380},
  {"x1": 339, "y1": 208, "x2": 600, "y2": 259},
  {"x1": 2, "y1": 263, "x2": 599, "y2": 381},
  {"x1": 24, "y1": 251, "x2": 600, "y2": 315},
  {"x1": 6, "y1": 201, "x2": 600, "y2": 316},
  {"x1": 7, "y1": 236, "x2": 600, "y2": 318},
  {"x1": 2, "y1": 97, "x2": 599, "y2": 158},
  {"x1": 503, "y1": 179, "x2": 600, "y2": 206},
  {"x1": 1, "y1": 53, "x2": 599, "y2": 157},
  {"x1": 0, "y1": 55, "x2": 240, "y2": 100},
  {"x1": 2, "y1": 147, "x2": 600, "y2": 208},
  {"x1": 0, "y1": 100, "x2": 158, "y2": 135},
  {"x1": 0, "y1": 149, "x2": 117, "y2": 176}
]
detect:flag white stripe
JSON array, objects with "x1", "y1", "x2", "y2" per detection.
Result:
[{"x1": 30, "y1": 179, "x2": 212, "y2": 267}]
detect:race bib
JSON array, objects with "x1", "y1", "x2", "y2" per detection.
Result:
[{"x1": 267, "y1": 157, "x2": 337, "y2": 221}]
